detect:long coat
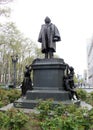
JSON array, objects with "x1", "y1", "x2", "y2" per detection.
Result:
[{"x1": 38, "y1": 23, "x2": 61, "y2": 53}]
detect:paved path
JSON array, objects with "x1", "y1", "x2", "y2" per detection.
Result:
[
  {"x1": 0, "y1": 103, "x2": 13, "y2": 112},
  {"x1": 80, "y1": 101, "x2": 92, "y2": 110}
]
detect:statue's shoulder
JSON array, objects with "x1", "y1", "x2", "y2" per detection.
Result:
[
  {"x1": 53, "y1": 24, "x2": 57, "y2": 28},
  {"x1": 41, "y1": 24, "x2": 45, "y2": 27},
  {"x1": 50, "y1": 23, "x2": 56, "y2": 29}
]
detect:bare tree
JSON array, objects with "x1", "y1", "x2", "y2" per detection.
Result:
[
  {"x1": 0, "y1": 0, "x2": 13, "y2": 17},
  {"x1": 0, "y1": 7, "x2": 11, "y2": 17}
]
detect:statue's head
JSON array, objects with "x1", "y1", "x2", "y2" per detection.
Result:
[
  {"x1": 69, "y1": 66, "x2": 74, "y2": 71},
  {"x1": 44, "y1": 16, "x2": 51, "y2": 24},
  {"x1": 69, "y1": 66, "x2": 74, "y2": 76}
]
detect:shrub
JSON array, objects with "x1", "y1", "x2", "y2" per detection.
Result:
[
  {"x1": 90, "y1": 91, "x2": 93, "y2": 100},
  {"x1": 0, "y1": 108, "x2": 29, "y2": 130},
  {"x1": 0, "y1": 111, "x2": 9, "y2": 129},
  {"x1": 0, "y1": 88, "x2": 21, "y2": 107},
  {"x1": 76, "y1": 88, "x2": 87, "y2": 101},
  {"x1": 36, "y1": 99, "x2": 54, "y2": 120},
  {"x1": 7, "y1": 89, "x2": 21, "y2": 103},
  {"x1": 35, "y1": 99, "x2": 92, "y2": 130},
  {"x1": 6, "y1": 108, "x2": 29, "y2": 130},
  {"x1": 0, "y1": 101, "x2": 4, "y2": 107}
]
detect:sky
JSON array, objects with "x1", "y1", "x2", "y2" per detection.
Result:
[{"x1": 4, "y1": 0, "x2": 93, "y2": 76}]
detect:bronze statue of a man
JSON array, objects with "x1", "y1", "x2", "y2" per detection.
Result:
[{"x1": 38, "y1": 16, "x2": 61, "y2": 59}]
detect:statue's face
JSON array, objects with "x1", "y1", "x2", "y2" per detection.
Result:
[{"x1": 45, "y1": 17, "x2": 51, "y2": 24}]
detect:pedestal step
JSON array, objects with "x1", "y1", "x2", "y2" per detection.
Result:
[
  {"x1": 26, "y1": 90, "x2": 71, "y2": 100},
  {"x1": 14, "y1": 98, "x2": 80, "y2": 109},
  {"x1": 14, "y1": 90, "x2": 80, "y2": 109}
]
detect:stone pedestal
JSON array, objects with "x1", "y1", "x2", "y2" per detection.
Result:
[
  {"x1": 14, "y1": 58, "x2": 80, "y2": 109},
  {"x1": 32, "y1": 58, "x2": 66, "y2": 90}
]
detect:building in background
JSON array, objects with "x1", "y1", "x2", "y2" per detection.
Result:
[
  {"x1": 87, "y1": 42, "x2": 93, "y2": 87},
  {"x1": 83, "y1": 69, "x2": 87, "y2": 86}
]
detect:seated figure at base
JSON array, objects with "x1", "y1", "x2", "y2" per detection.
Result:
[
  {"x1": 64, "y1": 65, "x2": 79, "y2": 100},
  {"x1": 21, "y1": 65, "x2": 33, "y2": 97}
]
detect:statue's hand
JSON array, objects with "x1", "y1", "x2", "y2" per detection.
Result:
[
  {"x1": 53, "y1": 37, "x2": 58, "y2": 42},
  {"x1": 53, "y1": 36, "x2": 60, "y2": 42}
]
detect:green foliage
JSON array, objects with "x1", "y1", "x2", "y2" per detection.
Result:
[
  {"x1": 0, "y1": 88, "x2": 21, "y2": 107},
  {"x1": 76, "y1": 89, "x2": 93, "y2": 107},
  {"x1": 7, "y1": 89, "x2": 21, "y2": 103},
  {"x1": 76, "y1": 88, "x2": 87, "y2": 100},
  {"x1": 0, "y1": 111, "x2": 9, "y2": 129},
  {"x1": 0, "y1": 88, "x2": 10, "y2": 106},
  {"x1": 36, "y1": 99, "x2": 54, "y2": 120},
  {"x1": 6, "y1": 108, "x2": 29, "y2": 130},
  {"x1": 0, "y1": 108, "x2": 29, "y2": 130},
  {"x1": 88, "y1": 108, "x2": 93, "y2": 121},
  {"x1": 35, "y1": 99, "x2": 93, "y2": 130},
  {"x1": 74, "y1": 75, "x2": 78, "y2": 83},
  {"x1": 0, "y1": 97, "x2": 93, "y2": 130},
  {"x1": 85, "y1": 91, "x2": 93, "y2": 106},
  {"x1": 0, "y1": 88, "x2": 29, "y2": 130},
  {"x1": 90, "y1": 91, "x2": 93, "y2": 100},
  {"x1": 0, "y1": 22, "x2": 43, "y2": 85},
  {"x1": 40, "y1": 116, "x2": 61, "y2": 130},
  {"x1": 0, "y1": 101, "x2": 4, "y2": 107},
  {"x1": 53, "y1": 102, "x2": 67, "y2": 116}
]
